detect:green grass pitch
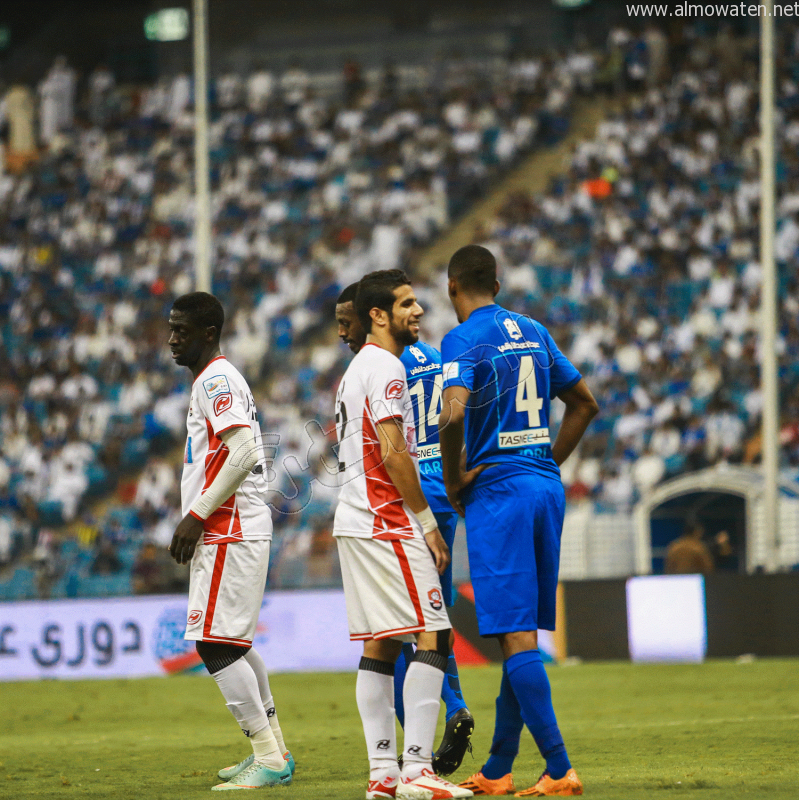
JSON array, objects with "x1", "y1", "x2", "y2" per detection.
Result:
[{"x1": 2, "y1": 659, "x2": 797, "y2": 799}]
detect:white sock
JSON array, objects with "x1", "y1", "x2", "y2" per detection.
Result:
[
  {"x1": 356, "y1": 663, "x2": 398, "y2": 778},
  {"x1": 401, "y1": 660, "x2": 445, "y2": 780},
  {"x1": 211, "y1": 658, "x2": 284, "y2": 770},
  {"x1": 250, "y1": 726, "x2": 285, "y2": 771},
  {"x1": 244, "y1": 648, "x2": 288, "y2": 754}
]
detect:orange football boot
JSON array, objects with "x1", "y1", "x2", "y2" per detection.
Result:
[
  {"x1": 459, "y1": 772, "x2": 516, "y2": 795},
  {"x1": 514, "y1": 769, "x2": 582, "y2": 796}
]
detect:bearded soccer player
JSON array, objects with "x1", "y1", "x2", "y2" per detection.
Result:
[
  {"x1": 336, "y1": 283, "x2": 474, "y2": 776},
  {"x1": 168, "y1": 292, "x2": 294, "y2": 791},
  {"x1": 334, "y1": 270, "x2": 473, "y2": 800},
  {"x1": 438, "y1": 246, "x2": 598, "y2": 797}
]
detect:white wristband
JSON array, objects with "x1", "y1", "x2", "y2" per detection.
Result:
[{"x1": 416, "y1": 506, "x2": 438, "y2": 534}]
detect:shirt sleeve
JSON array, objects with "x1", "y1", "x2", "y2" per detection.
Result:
[
  {"x1": 541, "y1": 327, "x2": 582, "y2": 398},
  {"x1": 441, "y1": 329, "x2": 476, "y2": 391},
  {"x1": 196, "y1": 369, "x2": 252, "y2": 436},
  {"x1": 364, "y1": 352, "x2": 409, "y2": 422}
]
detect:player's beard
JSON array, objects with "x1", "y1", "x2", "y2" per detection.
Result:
[{"x1": 389, "y1": 314, "x2": 418, "y2": 347}]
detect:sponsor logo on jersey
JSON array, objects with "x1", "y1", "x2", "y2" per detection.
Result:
[
  {"x1": 497, "y1": 339, "x2": 541, "y2": 353},
  {"x1": 409, "y1": 345, "x2": 427, "y2": 363},
  {"x1": 410, "y1": 362, "x2": 439, "y2": 376},
  {"x1": 203, "y1": 374, "x2": 231, "y2": 399},
  {"x1": 428, "y1": 587, "x2": 443, "y2": 610},
  {"x1": 498, "y1": 427, "x2": 551, "y2": 448},
  {"x1": 213, "y1": 392, "x2": 233, "y2": 416},
  {"x1": 385, "y1": 379, "x2": 404, "y2": 400},
  {"x1": 442, "y1": 361, "x2": 460, "y2": 381},
  {"x1": 503, "y1": 318, "x2": 524, "y2": 340},
  {"x1": 187, "y1": 609, "x2": 203, "y2": 625},
  {"x1": 417, "y1": 443, "x2": 441, "y2": 461}
]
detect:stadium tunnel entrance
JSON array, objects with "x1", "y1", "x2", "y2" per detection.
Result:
[
  {"x1": 647, "y1": 491, "x2": 745, "y2": 575},
  {"x1": 634, "y1": 466, "x2": 799, "y2": 575}
]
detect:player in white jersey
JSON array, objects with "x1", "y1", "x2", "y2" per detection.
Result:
[
  {"x1": 334, "y1": 270, "x2": 472, "y2": 800},
  {"x1": 168, "y1": 292, "x2": 293, "y2": 791}
]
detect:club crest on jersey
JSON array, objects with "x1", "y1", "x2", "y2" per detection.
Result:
[
  {"x1": 409, "y1": 345, "x2": 426, "y2": 363},
  {"x1": 213, "y1": 392, "x2": 233, "y2": 415},
  {"x1": 187, "y1": 609, "x2": 203, "y2": 625},
  {"x1": 385, "y1": 379, "x2": 404, "y2": 400},
  {"x1": 203, "y1": 374, "x2": 231, "y2": 399},
  {"x1": 428, "y1": 588, "x2": 443, "y2": 610},
  {"x1": 504, "y1": 318, "x2": 524, "y2": 340}
]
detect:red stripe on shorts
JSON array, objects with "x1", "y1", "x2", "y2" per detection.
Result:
[
  {"x1": 391, "y1": 540, "x2": 425, "y2": 629},
  {"x1": 203, "y1": 543, "x2": 228, "y2": 639}
]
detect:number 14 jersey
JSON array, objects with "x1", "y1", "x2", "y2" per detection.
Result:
[{"x1": 333, "y1": 343, "x2": 422, "y2": 540}]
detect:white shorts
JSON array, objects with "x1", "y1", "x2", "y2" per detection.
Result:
[
  {"x1": 185, "y1": 540, "x2": 270, "y2": 646},
  {"x1": 337, "y1": 535, "x2": 451, "y2": 642}
]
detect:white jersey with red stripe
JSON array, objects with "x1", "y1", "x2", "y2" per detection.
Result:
[
  {"x1": 333, "y1": 342, "x2": 422, "y2": 540},
  {"x1": 181, "y1": 355, "x2": 272, "y2": 544}
]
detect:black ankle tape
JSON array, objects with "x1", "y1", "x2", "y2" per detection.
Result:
[
  {"x1": 359, "y1": 656, "x2": 395, "y2": 676},
  {"x1": 413, "y1": 648, "x2": 448, "y2": 672},
  {"x1": 196, "y1": 641, "x2": 250, "y2": 674}
]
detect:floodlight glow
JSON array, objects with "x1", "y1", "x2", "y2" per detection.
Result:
[{"x1": 144, "y1": 9, "x2": 189, "y2": 42}]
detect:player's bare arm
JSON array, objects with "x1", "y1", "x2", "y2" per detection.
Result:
[
  {"x1": 438, "y1": 385, "x2": 485, "y2": 516},
  {"x1": 551, "y1": 378, "x2": 599, "y2": 467},
  {"x1": 169, "y1": 425, "x2": 259, "y2": 564},
  {"x1": 375, "y1": 416, "x2": 450, "y2": 574}
]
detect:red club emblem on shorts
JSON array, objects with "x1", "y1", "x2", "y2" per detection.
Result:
[
  {"x1": 428, "y1": 588, "x2": 443, "y2": 611},
  {"x1": 213, "y1": 392, "x2": 233, "y2": 415},
  {"x1": 187, "y1": 609, "x2": 203, "y2": 625},
  {"x1": 385, "y1": 379, "x2": 404, "y2": 400}
]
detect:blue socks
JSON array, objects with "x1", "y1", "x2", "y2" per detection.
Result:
[
  {"x1": 393, "y1": 643, "x2": 415, "y2": 728},
  {"x1": 394, "y1": 646, "x2": 468, "y2": 729},
  {"x1": 441, "y1": 653, "x2": 468, "y2": 721},
  {"x1": 505, "y1": 650, "x2": 571, "y2": 781},
  {"x1": 482, "y1": 662, "x2": 524, "y2": 779}
]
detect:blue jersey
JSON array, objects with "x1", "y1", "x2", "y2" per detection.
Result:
[
  {"x1": 440, "y1": 304, "x2": 581, "y2": 480},
  {"x1": 400, "y1": 341, "x2": 450, "y2": 513}
]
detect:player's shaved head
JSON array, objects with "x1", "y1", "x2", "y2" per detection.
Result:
[
  {"x1": 355, "y1": 269, "x2": 412, "y2": 332},
  {"x1": 171, "y1": 292, "x2": 224, "y2": 340},
  {"x1": 447, "y1": 245, "x2": 497, "y2": 295},
  {"x1": 336, "y1": 283, "x2": 359, "y2": 306}
]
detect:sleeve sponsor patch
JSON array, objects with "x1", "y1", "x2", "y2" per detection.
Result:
[
  {"x1": 203, "y1": 374, "x2": 230, "y2": 399},
  {"x1": 213, "y1": 393, "x2": 233, "y2": 416},
  {"x1": 442, "y1": 361, "x2": 460, "y2": 381},
  {"x1": 385, "y1": 379, "x2": 404, "y2": 400}
]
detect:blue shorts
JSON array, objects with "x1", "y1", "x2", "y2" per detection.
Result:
[
  {"x1": 433, "y1": 510, "x2": 459, "y2": 608},
  {"x1": 463, "y1": 466, "x2": 565, "y2": 636}
]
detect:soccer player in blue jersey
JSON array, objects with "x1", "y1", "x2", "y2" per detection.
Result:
[
  {"x1": 438, "y1": 245, "x2": 598, "y2": 797},
  {"x1": 336, "y1": 283, "x2": 475, "y2": 776}
]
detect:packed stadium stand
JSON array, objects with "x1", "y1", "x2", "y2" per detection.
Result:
[{"x1": 1, "y1": 21, "x2": 797, "y2": 599}]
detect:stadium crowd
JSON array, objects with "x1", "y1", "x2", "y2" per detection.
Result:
[
  {"x1": 3, "y1": 23, "x2": 797, "y2": 599},
  {"x1": 0, "y1": 42, "x2": 592, "y2": 597}
]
